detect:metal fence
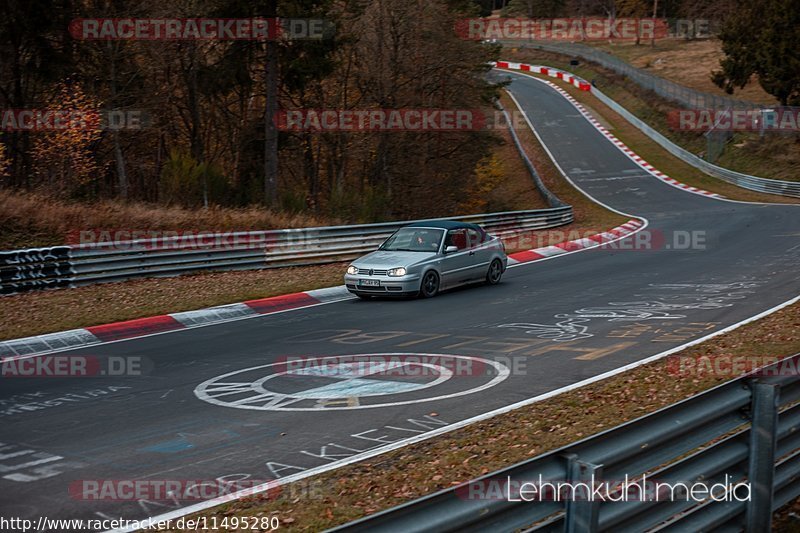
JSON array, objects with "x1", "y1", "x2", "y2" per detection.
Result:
[
  {"x1": 0, "y1": 207, "x2": 573, "y2": 295},
  {"x1": 494, "y1": 48, "x2": 800, "y2": 197},
  {"x1": 508, "y1": 41, "x2": 800, "y2": 179},
  {"x1": 334, "y1": 352, "x2": 800, "y2": 532},
  {"x1": 514, "y1": 41, "x2": 762, "y2": 112},
  {"x1": 588, "y1": 87, "x2": 800, "y2": 197}
]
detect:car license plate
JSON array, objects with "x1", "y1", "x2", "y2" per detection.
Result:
[{"x1": 359, "y1": 279, "x2": 380, "y2": 286}]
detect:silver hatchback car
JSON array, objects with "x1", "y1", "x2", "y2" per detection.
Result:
[{"x1": 344, "y1": 221, "x2": 508, "y2": 299}]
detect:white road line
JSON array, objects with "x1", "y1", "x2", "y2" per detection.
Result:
[
  {"x1": 501, "y1": 69, "x2": 799, "y2": 208},
  {"x1": 102, "y1": 69, "x2": 800, "y2": 533},
  {"x1": 107, "y1": 292, "x2": 800, "y2": 533}
]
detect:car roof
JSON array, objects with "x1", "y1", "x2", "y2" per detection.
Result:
[{"x1": 403, "y1": 220, "x2": 482, "y2": 231}]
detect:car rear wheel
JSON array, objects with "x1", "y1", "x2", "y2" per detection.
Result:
[
  {"x1": 486, "y1": 259, "x2": 503, "y2": 285},
  {"x1": 419, "y1": 271, "x2": 440, "y2": 298}
]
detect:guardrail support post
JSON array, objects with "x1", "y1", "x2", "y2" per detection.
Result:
[
  {"x1": 745, "y1": 381, "x2": 779, "y2": 533},
  {"x1": 564, "y1": 454, "x2": 602, "y2": 533}
]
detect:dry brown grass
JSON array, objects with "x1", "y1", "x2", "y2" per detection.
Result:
[
  {"x1": 590, "y1": 39, "x2": 778, "y2": 105},
  {"x1": 0, "y1": 105, "x2": 627, "y2": 339},
  {"x1": 485, "y1": 124, "x2": 551, "y2": 212},
  {"x1": 0, "y1": 263, "x2": 348, "y2": 341},
  {"x1": 163, "y1": 299, "x2": 800, "y2": 532},
  {"x1": 0, "y1": 190, "x2": 338, "y2": 250},
  {"x1": 773, "y1": 496, "x2": 800, "y2": 531},
  {"x1": 502, "y1": 47, "x2": 800, "y2": 184}
]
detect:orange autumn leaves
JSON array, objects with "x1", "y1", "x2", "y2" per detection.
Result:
[{"x1": 31, "y1": 82, "x2": 104, "y2": 194}]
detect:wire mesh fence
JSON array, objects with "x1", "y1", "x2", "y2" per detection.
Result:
[
  {"x1": 508, "y1": 41, "x2": 773, "y2": 163},
  {"x1": 515, "y1": 41, "x2": 761, "y2": 112}
]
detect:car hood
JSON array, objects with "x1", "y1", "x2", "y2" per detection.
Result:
[{"x1": 353, "y1": 250, "x2": 437, "y2": 268}]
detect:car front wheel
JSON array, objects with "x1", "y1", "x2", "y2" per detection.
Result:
[
  {"x1": 486, "y1": 259, "x2": 503, "y2": 285},
  {"x1": 419, "y1": 270, "x2": 440, "y2": 298}
]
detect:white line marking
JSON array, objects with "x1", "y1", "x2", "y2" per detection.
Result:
[
  {"x1": 102, "y1": 68, "x2": 800, "y2": 532},
  {"x1": 0, "y1": 297, "x2": 357, "y2": 362},
  {"x1": 501, "y1": 68, "x2": 800, "y2": 208},
  {"x1": 195, "y1": 354, "x2": 506, "y2": 411},
  {"x1": 106, "y1": 293, "x2": 800, "y2": 533}
]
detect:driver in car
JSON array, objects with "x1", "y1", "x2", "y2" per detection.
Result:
[{"x1": 414, "y1": 232, "x2": 439, "y2": 251}]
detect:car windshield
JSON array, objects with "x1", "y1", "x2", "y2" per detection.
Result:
[{"x1": 380, "y1": 227, "x2": 444, "y2": 252}]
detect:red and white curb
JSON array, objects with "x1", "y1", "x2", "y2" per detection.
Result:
[
  {"x1": 0, "y1": 220, "x2": 645, "y2": 360},
  {"x1": 507, "y1": 219, "x2": 642, "y2": 265},
  {"x1": 495, "y1": 61, "x2": 725, "y2": 200},
  {"x1": 495, "y1": 61, "x2": 592, "y2": 91},
  {"x1": 0, "y1": 286, "x2": 352, "y2": 360}
]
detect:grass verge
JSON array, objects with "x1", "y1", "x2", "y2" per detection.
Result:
[
  {"x1": 503, "y1": 46, "x2": 800, "y2": 184},
  {"x1": 0, "y1": 264, "x2": 347, "y2": 341},
  {"x1": 502, "y1": 65, "x2": 800, "y2": 203},
  {"x1": 587, "y1": 39, "x2": 777, "y2": 105},
  {"x1": 160, "y1": 298, "x2": 800, "y2": 532},
  {"x1": 0, "y1": 190, "x2": 340, "y2": 251},
  {"x1": 0, "y1": 97, "x2": 629, "y2": 342},
  {"x1": 0, "y1": 104, "x2": 549, "y2": 252}
]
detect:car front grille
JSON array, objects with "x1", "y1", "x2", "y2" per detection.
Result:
[
  {"x1": 357, "y1": 285, "x2": 386, "y2": 292},
  {"x1": 357, "y1": 268, "x2": 388, "y2": 276}
]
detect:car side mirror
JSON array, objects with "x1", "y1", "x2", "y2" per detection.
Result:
[{"x1": 445, "y1": 245, "x2": 459, "y2": 254}]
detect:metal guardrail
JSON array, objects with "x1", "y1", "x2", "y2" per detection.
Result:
[
  {"x1": 334, "y1": 352, "x2": 800, "y2": 532},
  {"x1": 497, "y1": 102, "x2": 566, "y2": 209},
  {"x1": 588, "y1": 88, "x2": 800, "y2": 198},
  {"x1": 0, "y1": 207, "x2": 573, "y2": 295},
  {"x1": 1, "y1": 88, "x2": 572, "y2": 296},
  {"x1": 515, "y1": 41, "x2": 762, "y2": 112},
  {"x1": 497, "y1": 45, "x2": 800, "y2": 198}
]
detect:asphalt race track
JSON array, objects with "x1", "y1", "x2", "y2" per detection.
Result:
[{"x1": 2, "y1": 72, "x2": 798, "y2": 529}]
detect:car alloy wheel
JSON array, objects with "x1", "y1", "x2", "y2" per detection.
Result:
[
  {"x1": 420, "y1": 270, "x2": 440, "y2": 298},
  {"x1": 486, "y1": 259, "x2": 503, "y2": 285}
]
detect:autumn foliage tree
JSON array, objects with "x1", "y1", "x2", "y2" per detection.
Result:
[
  {"x1": 2, "y1": 0, "x2": 503, "y2": 220},
  {"x1": 0, "y1": 136, "x2": 9, "y2": 179},
  {"x1": 31, "y1": 82, "x2": 104, "y2": 195}
]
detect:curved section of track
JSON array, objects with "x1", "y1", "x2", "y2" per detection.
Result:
[{"x1": 2, "y1": 72, "x2": 798, "y2": 528}]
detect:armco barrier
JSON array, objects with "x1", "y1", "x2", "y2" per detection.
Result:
[
  {"x1": 497, "y1": 102, "x2": 565, "y2": 208},
  {"x1": 512, "y1": 41, "x2": 760, "y2": 112},
  {"x1": 494, "y1": 60, "x2": 800, "y2": 198},
  {"x1": 0, "y1": 207, "x2": 573, "y2": 295},
  {"x1": 334, "y1": 352, "x2": 800, "y2": 532},
  {"x1": 589, "y1": 87, "x2": 800, "y2": 198}
]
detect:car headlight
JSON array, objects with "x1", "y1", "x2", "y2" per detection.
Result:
[
  {"x1": 347, "y1": 265, "x2": 358, "y2": 275},
  {"x1": 387, "y1": 267, "x2": 407, "y2": 277}
]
